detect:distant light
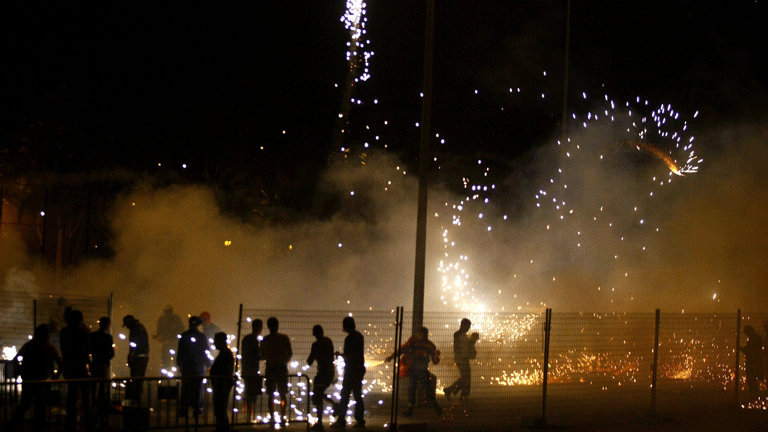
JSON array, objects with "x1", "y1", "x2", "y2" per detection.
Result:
[{"x1": 40, "y1": 211, "x2": 45, "y2": 216}]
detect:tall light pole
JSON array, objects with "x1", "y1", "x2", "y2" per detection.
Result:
[{"x1": 412, "y1": 0, "x2": 435, "y2": 335}]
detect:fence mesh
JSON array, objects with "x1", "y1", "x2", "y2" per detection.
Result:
[
  {"x1": 0, "y1": 291, "x2": 112, "y2": 363},
  {"x1": 2, "y1": 306, "x2": 765, "y2": 430},
  {"x1": 546, "y1": 312, "x2": 657, "y2": 423},
  {"x1": 238, "y1": 309, "x2": 546, "y2": 428}
]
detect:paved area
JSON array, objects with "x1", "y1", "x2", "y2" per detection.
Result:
[{"x1": 182, "y1": 406, "x2": 768, "y2": 432}]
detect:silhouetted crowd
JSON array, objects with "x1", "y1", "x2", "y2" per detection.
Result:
[{"x1": 4, "y1": 306, "x2": 486, "y2": 432}]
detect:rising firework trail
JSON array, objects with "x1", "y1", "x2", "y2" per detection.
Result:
[{"x1": 334, "y1": 0, "x2": 373, "y2": 150}]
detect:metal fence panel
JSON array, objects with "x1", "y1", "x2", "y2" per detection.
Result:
[
  {"x1": 655, "y1": 312, "x2": 738, "y2": 411},
  {"x1": 240, "y1": 309, "x2": 545, "y2": 428},
  {"x1": 2, "y1": 307, "x2": 759, "y2": 430},
  {"x1": 547, "y1": 312, "x2": 657, "y2": 422},
  {"x1": 0, "y1": 291, "x2": 111, "y2": 363}
]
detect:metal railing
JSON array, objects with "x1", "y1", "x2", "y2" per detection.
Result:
[{"x1": 1, "y1": 374, "x2": 310, "y2": 431}]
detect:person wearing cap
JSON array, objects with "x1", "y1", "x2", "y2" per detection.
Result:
[
  {"x1": 177, "y1": 316, "x2": 211, "y2": 417},
  {"x1": 155, "y1": 305, "x2": 184, "y2": 372},
  {"x1": 444, "y1": 318, "x2": 479, "y2": 400},
  {"x1": 123, "y1": 315, "x2": 149, "y2": 405},
  {"x1": 200, "y1": 311, "x2": 223, "y2": 350}
]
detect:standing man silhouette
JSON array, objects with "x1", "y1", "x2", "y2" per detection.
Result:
[
  {"x1": 90, "y1": 317, "x2": 115, "y2": 425},
  {"x1": 444, "y1": 318, "x2": 478, "y2": 400},
  {"x1": 739, "y1": 325, "x2": 764, "y2": 400},
  {"x1": 154, "y1": 305, "x2": 183, "y2": 373},
  {"x1": 331, "y1": 317, "x2": 365, "y2": 429},
  {"x1": 307, "y1": 325, "x2": 335, "y2": 430},
  {"x1": 241, "y1": 319, "x2": 263, "y2": 418},
  {"x1": 260, "y1": 317, "x2": 292, "y2": 427},
  {"x1": 210, "y1": 332, "x2": 235, "y2": 432},
  {"x1": 123, "y1": 315, "x2": 149, "y2": 405},
  {"x1": 177, "y1": 316, "x2": 211, "y2": 417},
  {"x1": 6, "y1": 324, "x2": 62, "y2": 432},
  {"x1": 62, "y1": 310, "x2": 92, "y2": 431}
]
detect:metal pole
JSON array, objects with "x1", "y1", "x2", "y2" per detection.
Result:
[
  {"x1": 232, "y1": 304, "x2": 243, "y2": 426},
  {"x1": 390, "y1": 306, "x2": 403, "y2": 429},
  {"x1": 735, "y1": 309, "x2": 741, "y2": 405},
  {"x1": 108, "y1": 292, "x2": 114, "y2": 322},
  {"x1": 40, "y1": 188, "x2": 48, "y2": 256},
  {"x1": 651, "y1": 309, "x2": 660, "y2": 414},
  {"x1": 85, "y1": 186, "x2": 92, "y2": 256},
  {"x1": 412, "y1": 0, "x2": 435, "y2": 335},
  {"x1": 541, "y1": 308, "x2": 552, "y2": 423},
  {"x1": 0, "y1": 182, "x2": 4, "y2": 243}
]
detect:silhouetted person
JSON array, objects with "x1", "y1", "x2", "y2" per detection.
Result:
[
  {"x1": 210, "y1": 332, "x2": 235, "y2": 432},
  {"x1": 331, "y1": 317, "x2": 366, "y2": 429},
  {"x1": 200, "y1": 311, "x2": 223, "y2": 350},
  {"x1": 740, "y1": 325, "x2": 764, "y2": 400},
  {"x1": 154, "y1": 305, "x2": 184, "y2": 372},
  {"x1": 444, "y1": 318, "x2": 478, "y2": 400},
  {"x1": 260, "y1": 317, "x2": 292, "y2": 427},
  {"x1": 6, "y1": 324, "x2": 62, "y2": 432},
  {"x1": 123, "y1": 315, "x2": 149, "y2": 404},
  {"x1": 387, "y1": 326, "x2": 442, "y2": 418},
  {"x1": 307, "y1": 324, "x2": 335, "y2": 431},
  {"x1": 177, "y1": 316, "x2": 211, "y2": 417},
  {"x1": 241, "y1": 319, "x2": 263, "y2": 418},
  {"x1": 61, "y1": 309, "x2": 92, "y2": 432},
  {"x1": 90, "y1": 317, "x2": 115, "y2": 425}
]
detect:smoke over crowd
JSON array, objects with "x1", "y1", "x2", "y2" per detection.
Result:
[{"x1": 1, "y1": 118, "x2": 766, "y2": 334}]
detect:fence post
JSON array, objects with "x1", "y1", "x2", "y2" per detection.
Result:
[
  {"x1": 735, "y1": 309, "x2": 741, "y2": 405},
  {"x1": 541, "y1": 308, "x2": 552, "y2": 424},
  {"x1": 0, "y1": 182, "x2": 4, "y2": 243},
  {"x1": 108, "y1": 292, "x2": 113, "y2": 322},
  {"x1": 232, "y1": 304, "x2": 243, "y2": 426},
  {"x1": 651, "y1": 309, "x2": 660, "y2": 414},
  {"x1": 389, "y1": 306, "x2": 404, "y2": 429}
]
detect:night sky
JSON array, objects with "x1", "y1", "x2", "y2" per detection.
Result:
[
  {"x1": 4, "y1": 2, "x2": 765, "y2": 194},
  {"x1": 1, "y1": 1, "x2": 767, "y2": 316}
]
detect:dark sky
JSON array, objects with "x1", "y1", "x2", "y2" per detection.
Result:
[
  {"x1": 1, "y1": 2, "x2": 767, "y2": 316},
  {"x1": 2, "y1": 1, "x2": 766, "y2": 209}
]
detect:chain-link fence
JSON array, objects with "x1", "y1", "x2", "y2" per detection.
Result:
[
  {"x1": 2, "y1": 307, "x2": 765, "y2": 431},
  {"x1": 0, "y1": 291, "x2": 112, "y2": 363},
  {"x1": 546, "y1": 312, "x2": 657, "y2": 423},
  {"x1": 236, "y1": 309, "x2": 551, "y2": 428}
]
